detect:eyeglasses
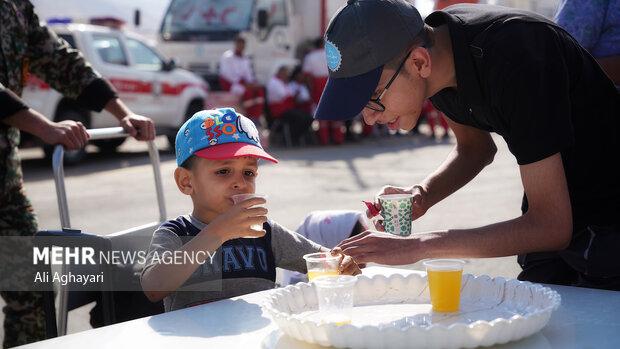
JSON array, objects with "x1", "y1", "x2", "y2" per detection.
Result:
[{"x1": 365, "y1": 50, "x2": 412, "y2": 112}]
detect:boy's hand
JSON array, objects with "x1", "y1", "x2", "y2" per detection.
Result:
[
  {"x1": 331, "y1": 248, "x2": 362, "y2": 276},
  {"x1": 206, "y1": 197, "x2": 268, "y2": 242}
]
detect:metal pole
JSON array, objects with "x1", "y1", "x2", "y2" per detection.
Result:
[
  {"x1": 51, "y1": 145, "x2": 70, "y2": 336},
  {"x1": 49, "y1": 127, "x2": 166, "y2": 336},
  {"x1": 147, "y1": 140, "x2": 167, "y2": 222}
]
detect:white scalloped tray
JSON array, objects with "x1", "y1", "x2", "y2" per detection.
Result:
[{"x1": 264, "y1": 274, "x2": 561, "y2": 349}]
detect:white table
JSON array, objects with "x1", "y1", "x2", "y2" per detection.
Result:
[{"x1": 20, "y1": 267, "x2": 620, "y2": 349}]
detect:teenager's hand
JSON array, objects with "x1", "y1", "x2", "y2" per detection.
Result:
[
  {"x1": 331, "y1": 248, "x2": 362, "y2": 276},
  {"x1": 335, "y1": 231, "x2": 422, "y2": 266},
  {"x1": 207, "y1": 197, "x2": 268, "y2": 242}
]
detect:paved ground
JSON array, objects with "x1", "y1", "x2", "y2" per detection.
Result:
[{"x1": 2, "y1": 129, "x2": 524, "y2": 340}]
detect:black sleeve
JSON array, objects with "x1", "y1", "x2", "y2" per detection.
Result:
[
  {"x1": 74, "y1": 78, "x2": 118, "y2": 112},
  {"x1": 0, "y1": 85, "x2": 28, "y2": 120},
  {"x1": 499, "y1": 26, "x2": 574, "y2": 165}
]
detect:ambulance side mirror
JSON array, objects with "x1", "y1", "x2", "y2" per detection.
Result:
[
  {"x1": 133, "y1": 9, "x2": 141, "y2": 27},
  {"x1": 257, "y1": 9, "x2": 269, "y2": 29},
  {"x1": 162, "y1": 59, "x2": 176, "y2": 72}
]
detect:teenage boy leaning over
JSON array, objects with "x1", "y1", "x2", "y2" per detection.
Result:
[{"x1": 141, "y1": 108, "x2": 360, "y2": 311}]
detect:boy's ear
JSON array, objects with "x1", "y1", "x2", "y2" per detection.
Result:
[{"x1": 174, "y1": 167, "x2": 193, "y2": 195}]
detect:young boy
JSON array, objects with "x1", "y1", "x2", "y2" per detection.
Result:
[{"x1": 140, "y1": 108, "x2": 360, "y2": 311}]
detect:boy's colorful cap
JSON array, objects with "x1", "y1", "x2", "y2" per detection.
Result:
[{"x1": 175, "y1": 108, "x2": 278, "y2": 166}]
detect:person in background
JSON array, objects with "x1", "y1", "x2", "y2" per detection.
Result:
[
  {"x1": 266, "y1": 66, "x2": 313, "y2": 145},
  {"x1": 0, "y1": 1, "x2": 155, "y2": 346},
  {"x1": 288, "y1": 65, "x2": 313, "y2": 115},
  {"x1": 303, "y1": 38, "x2": 344, "y2": 145},
  {"x1": 422, "y1": 99, "x2": 450, "y2": 139},
  {"x1": 281, "y1": 210, "x2": 367, "y2": 286},
  {"x1": 218, "y1": 35, "x2": 265, "y2": 120},
  {"x1": 434, "y1": 0, "x2": 479, "y2": 10},
  {"x1": 555, "y1": 0, "x2": 620, "y2": 87}
]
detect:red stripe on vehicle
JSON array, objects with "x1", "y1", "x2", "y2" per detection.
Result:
[
  {"x1": 161, "y1": 82, "x2": 209, "y2": 95},
  {"x1": 109, "y1": 78, "x2": 152, "y2": 93}
]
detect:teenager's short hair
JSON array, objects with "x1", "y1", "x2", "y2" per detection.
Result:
[{"x1": 385, "y1": 24, "x2": 434, "y2": 70}]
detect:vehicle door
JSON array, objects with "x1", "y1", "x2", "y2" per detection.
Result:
[
  {"x1": 251, "y1": 0, "x2": 296, "y2": 82},
  {"x1": 123, "y1": 37, "x2": 172, "y2": 127},
  {"x1": 87, "y1": 31, "x2": 159, "y2": 128}
]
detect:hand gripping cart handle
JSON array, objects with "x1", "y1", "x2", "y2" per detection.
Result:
[{"x1": 51, "y1": 127, "x2": 167, "y2": 336}]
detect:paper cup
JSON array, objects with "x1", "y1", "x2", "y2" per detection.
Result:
[
  {"x1": 231, "y1": 193, "x2": 267, "y2": 238},
  {"x1": 423, "y1": 259, "x2": 465, "y2": 313},
  {"x1": 377, "y1": 194, "x2": 413, "y2": 236},
  {"x1": 303, "y1": 252, "x2": 341, "y2": 281}
]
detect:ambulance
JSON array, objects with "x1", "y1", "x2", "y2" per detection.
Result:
[
  {"x1": 155, "y1": 0, "x2": 560, "y2": 88},
  {"x1": 156, "y1": 0, "x2": 346, "y2": 87},
  {"x1": 21, "y1": 22, "x2": 208, "y2": 163}
]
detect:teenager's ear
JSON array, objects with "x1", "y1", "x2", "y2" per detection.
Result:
[
  {"x1": 410, "y1": 46, "x2": 431, "y2": 79},
  {"x1": 174, "y1": 167, "x2": 193, "y2": 195}
]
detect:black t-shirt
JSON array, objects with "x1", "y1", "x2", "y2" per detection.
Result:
[{"x1": 427, "y1": 4, "x2": 620, "y2": 231}]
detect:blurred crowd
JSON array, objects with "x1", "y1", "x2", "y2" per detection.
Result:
[{"x1": 217, "y1": 35, "x2": 452, "y2": 148}]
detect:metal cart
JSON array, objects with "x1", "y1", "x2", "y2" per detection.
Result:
[{"x1": 50, "y1": 127, "x2": 167, "y2": 336}]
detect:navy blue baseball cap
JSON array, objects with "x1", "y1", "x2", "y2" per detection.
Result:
[{"x1": 314, "y1": 0, "x2": 425, "y2": 121}]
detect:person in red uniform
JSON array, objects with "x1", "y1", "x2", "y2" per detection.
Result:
[
  {"x1": 218, "y1": 35, "x2": 265, "y2": 121},
  {"x1": 422, "y1": 99, "x2": 450, "y2": 139},
  {"x1": 303, "y1": 38, "x2": 345, "y2": 145},
  {"x1": 266, "y1": 66, "x2": 313, "y2": 145}
]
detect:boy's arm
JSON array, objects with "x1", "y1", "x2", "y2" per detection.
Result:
[
  {"x1": 140, "y1": 227, "x2": 223, "y2": 302},
  {"x1": 141, "y1": 198, "x2": 268, "y2": 302},
  {"x1": 270, "y1": 221, "x2": 327, "y2": 273}
]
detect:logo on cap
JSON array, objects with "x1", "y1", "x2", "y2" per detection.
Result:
[
  {"x1": 175, "y1": 108, "x2": 264, "y2": 166},
  {"x1": 325, "y1": 39, "x2": 342, "y2": 72}
]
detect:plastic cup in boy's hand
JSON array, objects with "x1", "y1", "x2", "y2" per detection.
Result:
[
  {"x1": 303, "y1": 252, "x2": 341, "y2": 281},
  {"x1": 231, "y1": 193, "x2": 268, "y2": 238}
]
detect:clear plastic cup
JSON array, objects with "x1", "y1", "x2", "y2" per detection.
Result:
[
  {"x1": 314, "y1": 275, "x2": 357, "y2": 326},
  {"x1": 377, "y1": 193, "x2": 413, "y2": 236},
  {"x1": 303, "y1": 252, "x2": 341, "y2": 281},
  {"x1": 423, "y1": 259, "x2": 466, "y2": 313},
  {"x1": 231, "y1": 193, "x2": 267, "y2": 238}
]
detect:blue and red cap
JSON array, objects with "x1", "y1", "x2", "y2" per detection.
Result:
[{"x1": 175, "y1": 108, "x2": 277, "y2": 166}]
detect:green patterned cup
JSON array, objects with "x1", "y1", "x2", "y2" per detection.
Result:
[{"x1": 378, "y1": 194, "x2": 413, "y2": 236}]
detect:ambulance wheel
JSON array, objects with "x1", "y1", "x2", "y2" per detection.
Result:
[
  {"x1": 43, "y1": 109, "x2": 90, "y2": 166},
  {"x1": 168, "y1": 100, "x2": 204, "y2": 149}
]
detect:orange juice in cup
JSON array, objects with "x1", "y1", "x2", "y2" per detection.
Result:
[
  {"x1": 423, "y1": 259, "x2": 465, "y2": 312},
  {"x1": 307, "y1": 269, "x2": 340, "y2": 281},
  {"x1": 303, "y1": 252, "x2": 341, "y2": 281}
]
